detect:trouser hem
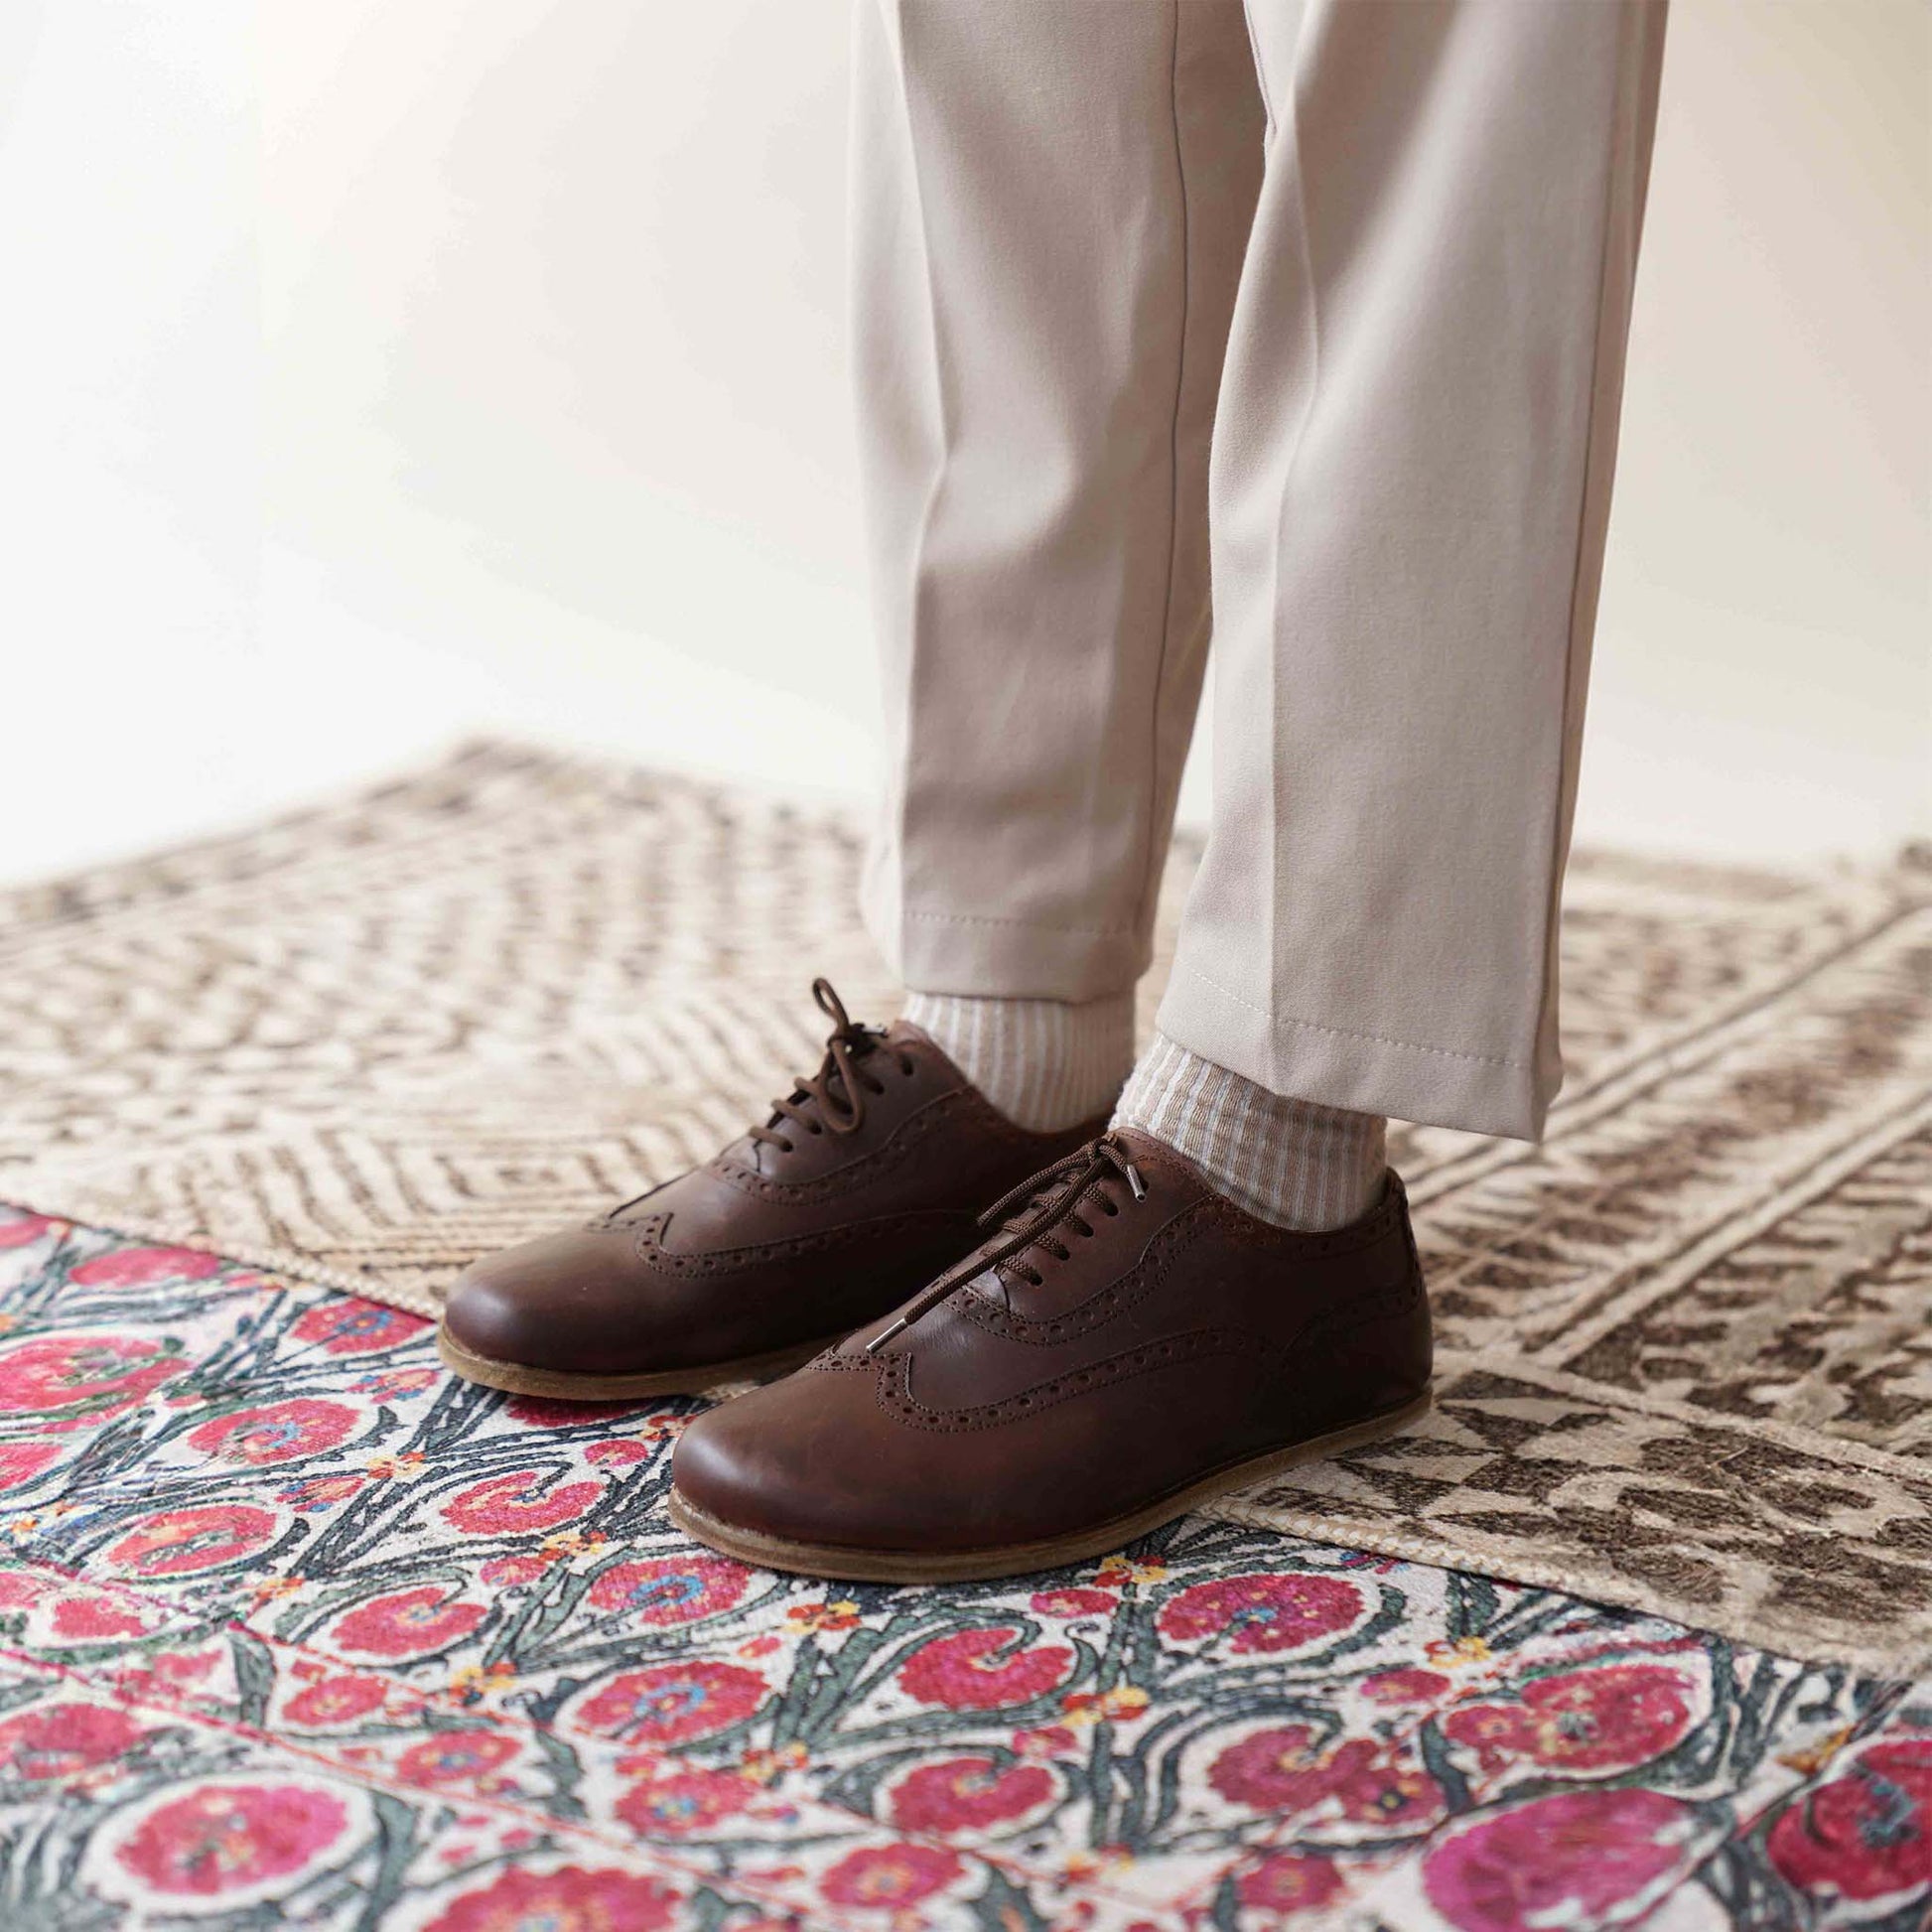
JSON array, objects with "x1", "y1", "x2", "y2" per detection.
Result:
[
  {"x1": 1156, "y1": 965, "x2": 1556, "y2": 1142},
  {"x1": 866, "y1": 885, "x2": 1149, "y2": 1006}
]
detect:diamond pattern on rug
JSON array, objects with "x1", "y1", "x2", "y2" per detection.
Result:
[
  {"x1": 1, "y1": 745, "x2": 1928, "y2": 1671},
  {"x1": 1, "y1": 1214, "x2": 1925, "y2": 1930}
]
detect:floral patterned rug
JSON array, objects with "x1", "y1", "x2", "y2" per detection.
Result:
[
  {"x1": 3, "y1": 1206, "x2": 1926, "y2": 1930},
  {"x1": 4, "y1": 747, "x2": 1929, "y2": 1674}
]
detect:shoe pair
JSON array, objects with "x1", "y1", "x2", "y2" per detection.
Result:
[{"x1": 439, "y1": 981, "x2": 1432, "y2": 1583}]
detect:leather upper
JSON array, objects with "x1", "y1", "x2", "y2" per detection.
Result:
[
  {"x1": 440, "y1": 1022, "x2": 1105, "y2": 1375},
  {"x1": 670, "y1": 1129, "x2": 1433, "y2": 1551}
]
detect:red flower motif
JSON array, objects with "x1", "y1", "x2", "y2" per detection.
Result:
[
  {"x1": 1030, "y1": 1587, "x2": 1117, "y2": 1619},
  {"x1": 0, "y1": 1213, "x2": 55, "y2": 1250},
  {"x1": 1209, "y1": 1723, "x2": 1329, "y2": 1812},
  {"x1": 574, "y1": 1661, "x2": 767, "y2": 1743},
  {"x1": 394, "y1": 1732, "x2": 521, "y2": 1788},
  {"x1": 0, "y1": 1440, "x2": 62, "y2": 1490},
  {"x1": 1362, "y1": 1668, "x2": 1452, "y2": 1705},
  {"x1": 110, "y1": 1649, "x2": 222, "y2": 1705},
  {"x1": 440, "y1": 1468, "x2": 602, "y2": 1536},
  {"x1": 187, "y1": 1398, "x2": 359, "y2": 1467},
  {"x1": 105, "y1": 1504, "x2": 280, "y2": 1579},
  {"x1": 585, "y1": 1555, "x2": 751, "y2": 1624},
  {"x1": 1767, "y1": 1736, "x2": 1932, "y2": 1905},
  {"x1": 1423, "y1": 1788, "x2": 1696, "y2": 1931},
  {"x1": 897, "y1": 1628, "x2": 1074, "y2": 1712},
  {"x1": 279, "y1": 1473, "x2": 365, "y2": 1513},
  {"x1": 506, "y1": 1396, "x2": 639, "y2": 1428},
  {"x1": 586, "y1": 1439, "x2": 651, "y2": 1467},
  {"x1": 820, "y1": 1844, "x2": 962, "y2": 1911},
  {"x1": 1444, "y1": 1664, "x2": 1695, "y2": 1779},
  {"x1": 480, "y1": 1552, "x2": 557, "y2": 1588},
  {"x1": 110, "y1": 1781, "x2": 354, "y2": 1899},
  {"x1": 332, "y1": 1586, "x2": 485, "y2": 1659},
  {"x1": 1210, "y1": 1725, "x2": 1445, "y2": 1830},
  {"x1": 0, "y1": 1571, "x2": 49, "y2": 1608},
  {"x1": 0, "y1": 1703, "x2": 145, "y2": 1780},
  {"x1": 70, "y1": 1246, "x2": 223, "y2": 1288},
  {"x1": 423, "y1": 1865, "x2": 679, "y2": 1932},
  {"x1": 346, "y1": 1367, "x2": 440, "y2": 1400},
  {"x1": 281, "y1": 1675, "x2": 388, "y2": 1728},
  {"x1": 1013, "y1": 1725, "x2": 1080, "y2": 1760},
  {"x1": 1236, "y1": 1853, "x2": 1347, "y2": 1916},
  {"x1": 891, "y1": 1755, "x2": 1056, "y2": 1835},
  {"x1": 1322, "y1": 1748, "x2": 1446, "y2": 1831},
  {"x1": 1157, "y1": 1572, "x2": 1366, "y2": 1655},
  {"x1": 289, "y1": 1301, "x2": 429, "y2": 1355},
  {"x1": 0, "y1": 1333, "x2": 177, "y2": 1417},
  {"x1": 44, "y1": 1590, "x2": 152, "y2": 1642},
  {"x1": 616, "y1": 1765, "x2": 757, "y2": 1837}
]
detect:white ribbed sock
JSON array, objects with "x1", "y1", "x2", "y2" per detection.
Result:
[
  {"x1": 1114, "y1": 1033, "x2": 1387, "y2": 1232},
  {"x1": 901, "y1": 991, "x2": 1135, "y2": 1133}
]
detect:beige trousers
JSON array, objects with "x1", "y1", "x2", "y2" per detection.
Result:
[{"x1": 853, "y1": 0, "x2": 1667, "y2": 1141}]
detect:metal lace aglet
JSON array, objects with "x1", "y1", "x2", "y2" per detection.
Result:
[
  {"x1": 865, "y1": 1315, "x2": 910, "y2": 1356},
  {"x1": 1125, "y1": 1161, "x2": 1147, "y2": 1200}
]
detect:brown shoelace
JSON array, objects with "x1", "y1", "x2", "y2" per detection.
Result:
[
  {"x1": 604, "y1": 979, "x2": 904, "y2": 1223},
  {"x1": 747, "y1": 978, "x2": 913, "y2": 1156},
  {"x1": 866, "y1": 1132, "x2": 1147, "y2": 1354}
]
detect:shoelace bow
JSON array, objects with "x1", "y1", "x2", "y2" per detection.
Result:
[
  {"x1": 866, "y1": 1132, "x2": 1147, "y2": 1354},
  {"x1": 747, "y1": 978, "x2": 912, "y2": 1156}
]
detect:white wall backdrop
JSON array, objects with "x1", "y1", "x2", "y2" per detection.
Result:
[
  {"x1": 1, "y1": 4, "x2": 257, "y2": 875},
  {"x1": 1, "y1": 0, "x2": 1927, "y2": 887}
]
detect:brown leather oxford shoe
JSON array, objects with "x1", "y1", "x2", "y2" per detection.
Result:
[
  {"x1": 668, "y1": 1128, "x2": 1432, "y2": 1582},
  {"x1": 437, "y1": 981, "x2": 1108, "y2": 1399}
]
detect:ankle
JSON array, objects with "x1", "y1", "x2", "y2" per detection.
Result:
[
  {"x1": 1113, "y1": 1034, "x2": 1386, "y2": 1232},
  {"x1": 900, "y1": 991, "x2": 1135, "y2": 1133}
]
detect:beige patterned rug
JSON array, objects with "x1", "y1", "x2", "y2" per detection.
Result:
[{"x1": 4, "y1": 744, "x2": 1928, "y2": 1673}]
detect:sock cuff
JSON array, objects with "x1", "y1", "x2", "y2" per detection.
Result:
[
  {"x1": 901, "y1": 991, "x2": 1135, "y2": 1133},
  {"x1": 1114, "y1": 1033, "x2": 1387, "y2": 1232}
]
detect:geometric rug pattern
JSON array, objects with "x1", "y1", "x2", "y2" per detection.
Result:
[
  {"x1": 2, "y1": 745, "x2": 1928, "y2": 1673},
  {"x1": 1, "y1": 1209, "x2": 1926, "y2": 1929}
]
